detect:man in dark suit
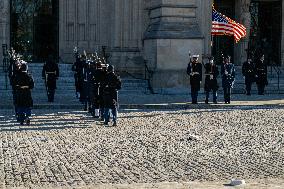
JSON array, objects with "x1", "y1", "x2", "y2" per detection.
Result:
[
  {"x1": 255, "y1": 54, "x2": 268, "y2": 95},
  {"x1": 242, "y1": 57, "x2": 256, "y2": 95}
]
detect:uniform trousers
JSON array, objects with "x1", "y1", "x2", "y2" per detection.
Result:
[
  {"x1": 223, "y1": 87, "x2": 232, "y2": 103},
  {"x1": 205, "y1": 90, "x2": 217, "y2": 103}
]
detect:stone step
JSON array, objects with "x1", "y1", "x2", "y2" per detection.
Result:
[
  {"x1": 122, "y1": 78, "x2": 148, "y2": 84},
  {"x1": 122, "y1": 82, "x2": 147, "y2": 87}
]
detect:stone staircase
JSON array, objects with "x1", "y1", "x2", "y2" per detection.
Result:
[
  {"x1": 231, "y1": 66, "x2": 284, "y2": 94},
  {"x1": 0, "y1": 63, "x2": 151, "y2": 108},
  {"x1": 0, "y1": 63, "x2": 283, "y2": 109},
  {"x1": 121, "y1": 78, "x2": 150, "y2": 94}
]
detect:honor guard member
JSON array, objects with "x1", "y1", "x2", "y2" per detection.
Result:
[
  {"x1": 221, "y1": 56, "x2": 235, "y2": 104},
  {"x1": 103, "y1": 65, "x2": 121, "y2": 126},
  {"x1": 81, "y1": 59, "x2": 93, "y2": 111},
  {"x1": 255, "y1": 54, "x2": 268, "y2": 95},
  {"x1": 87, "y1": 60, "x2": 97, "y2": 114},
  {"x1": 204, "y1": 57, "x2": 219, "y2": 104},
  {"x1": 42, "y1": 56, "x2": 59, "y2": 102},
  {"x1": 99, "y1": 62, "x2": 108, "y2": 121},
  {"x1": 72, "y1": 54, "x2": 84, "y2": 98},
  {"x1": 187, "y1": 54, "x2": 203, "y2": 104},
  {"x1": 242, "y1": 56, "x2": 256, "y2": 95},
  {"x1": 8, "y1": 48, "x2": 18, "y2": 85},
  {"x1": 12, "y1": 63, "x2": 34, "y2": 125},
  {"x1": 78, "y1": 55, "x2": 87, "y2": 102},
  {"x1": 10, "y1": 60, "x2": 22, "y2": 121},
  {"x1": 91, "y1": 61, "x2": 105, "y2": 118}
]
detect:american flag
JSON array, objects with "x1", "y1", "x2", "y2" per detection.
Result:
[{"x1": 212, "y1": 8, "x2": 246, "y2": 42}]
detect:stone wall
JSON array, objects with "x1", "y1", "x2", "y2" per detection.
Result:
[
  {"x1": 282, "y1": 1, "x2": 284, "y2": 65},
  {"x1": 143, "y1": 0, "x2": 211, "y2": 92},
  {"x1": 59, "y1": 0, "x2": 147, "y2": 76},
  {"x1": 0, "y1": 0, "x2": 9, "y2": 64},
  {"x1": 59, "y1": 0, "x2": 112, "y2": 63}
]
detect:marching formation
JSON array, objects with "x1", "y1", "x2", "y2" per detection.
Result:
[
  {"x1": 6, "y1": 47, "x2": 122, "y2": 126},
  {"x1": 71, "y1": 48, "x2": 122, "y2": 126},
  {"x1": 5, "y1": 47, "x2": 270, "y2": 125}
]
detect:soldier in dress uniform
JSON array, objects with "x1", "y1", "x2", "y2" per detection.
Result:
[
  {"x1": 255, "y1": 54, "x2": 268, "y2": 95},
  {"x1": 91, "y1": 61, "x2": 106, "y2": 118},
  {"x1": 42, "y1": 56, "x2": 59, "y2": 102},
  {"x1": 204, "y1": 57, "x2": 219, "y2": 104},
  {"x1": 99, "y1": 62, "x2": 108, "y2": 121},
  {"x1": 187, "y1": 54, "x2": 203, "y2": 104},
  {"x1": 242, "y1": 56, "x2": 256, "y2": 95},
  {"x1": 81, "y1": 58, "x2": 94, "y2": 111},
  {"x1": 7, "y1": 48, "x2": 18, "y2": 85},
  {"x1": 78, "y1": 55, "x2": 86, "y2": 102},
  {"x1": 87, "y1": 60, "x2": 97, "y2": 114},
  {"x1": 9, "y1": 60, "x2": 22, "y2": 121},
  {"x1": 221, "y1": 56, "x2": 235, "y2": 104},
  {"x1": 103, "y1": 65, "x2": 121, "y2": 126},
  {"x1": 12, "y1": 63, "x2": 34, "y2": 125},
  {"x1": 72, "y1": 54, "x2": 84, "y2": 98}
]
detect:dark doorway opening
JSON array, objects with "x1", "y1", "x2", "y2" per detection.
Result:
[
  {"x1": 212, "y1": 0, "x2": 235, "y2": 65},
  {"x1": 10, "y1": 0, "x2": 59, "y2": 62},
  {"x1": 249, "y1": 0, "x2": 282, "y2": 65}
]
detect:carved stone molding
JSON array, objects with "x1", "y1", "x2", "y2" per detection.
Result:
[
  {"x1": 0, "y1": 0, "x2": 9, "y2": 22},
  {"x1": 240, "y1": 0, "x2": 250, "y2": 13},
  {"x1": 239, "y1": 0, "x2": 251, "y2": 28}
]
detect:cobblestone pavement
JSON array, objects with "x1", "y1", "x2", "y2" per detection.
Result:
[
  {"x1": 0, "y1": 105, "x2": 284, "y2": 188},
  {"x1": 1, "y1": 92, "x2": 284, "y2": 107}
]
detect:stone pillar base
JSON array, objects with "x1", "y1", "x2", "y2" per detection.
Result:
[{"x1": 144, "y1": 38, "x2": 203, "y2": 94}]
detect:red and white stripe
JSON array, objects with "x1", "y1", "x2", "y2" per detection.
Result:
[{"x1": 212, "y1": 17, "x2": 246, "y2": 42}]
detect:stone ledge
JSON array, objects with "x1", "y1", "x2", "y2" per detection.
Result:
[
  {"x1": 15, "y1": 180, "x2": 284, "y2": 189},
  {"x1": 147, "y1": 4, "x2": 198, "y2": 11},
  {"x1": 144, "y1": 22, "x2": 203, "y2": 39}
]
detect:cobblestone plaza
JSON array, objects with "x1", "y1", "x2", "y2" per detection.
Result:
[
  {"x1": 0, "y1": 94, "x2": 284, "y2": 188},
  {"x1": 0, "y1": 0, "x2": 284, "y2": 188}
]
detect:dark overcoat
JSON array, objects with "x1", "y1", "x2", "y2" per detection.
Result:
[
  {"x1": 42, "y1": 61, "x2": 59, "y2": 90},
  {"x1": 221, "y1": 63, "x2": 235, "y2": 88},
  {"x1": 103, "y1": 72, "x2": 121, "y2": 109},
  {"x1": 242, "y1": 61, "x2": 256, "y2": 84},
  {"x1": 255, "y1": 61, "x2": 268, "y2": 86},
  {"x1": 187, "y1": 62, "x2": 203, "y2": 91},
  {"x1": 12, "y1": 72, "x2": 34, "y2": 107},
  {"x1": 204, "y1": 63, "x2": 219, "y2": 91}
]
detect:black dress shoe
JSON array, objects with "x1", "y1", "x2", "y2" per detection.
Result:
[{"x1": 26, "y1": 118, "x2": 30, "y2": 125}]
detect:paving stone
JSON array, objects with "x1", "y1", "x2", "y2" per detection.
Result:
[{"x1": 0, "y1": 104, "x2": 284, "y2": 188}]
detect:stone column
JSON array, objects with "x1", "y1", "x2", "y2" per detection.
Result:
[
  {"x1": 282, "y1": 1, "x2": 284, "y2": 66},
  {"x1": 143, "y1": 0, "x2": 205, "y2": 93},
  {"x1": 0, "y1": 0, "x2": 10, "y2": 64},
  {"x1": 235, "y1": 0, "x2": 251, "y2": 65}
]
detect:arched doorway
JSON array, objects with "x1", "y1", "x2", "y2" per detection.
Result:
[
  {"x1": 10, "y1": 0, "x2": 59, "y2": 62},
  {"x1": 212, "y1": 0, "x2": 235, "y2": 65},
  {"x1": 249, "y1": 0, "x2": 282, "y2": 65}
]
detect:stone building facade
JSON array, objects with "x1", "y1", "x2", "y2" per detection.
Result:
[{"x1": 0, "y1": 0, "x2": 283, "y2": 92}]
